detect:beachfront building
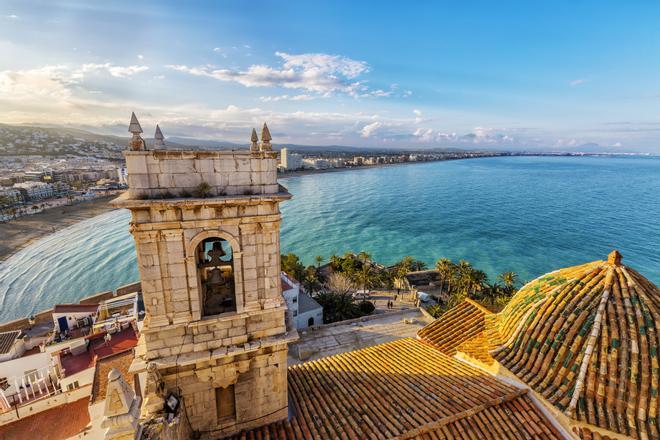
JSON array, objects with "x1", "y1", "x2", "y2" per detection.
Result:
[
  {"x1": 112, "y1": 114, "x2": 297, "y2": 437},
  {"x1": 13, "y1": 181, "x2": 55, "y2": 201},
  {"x1": 0, "y1": 187, "x2": 22, "y2": 205},
  {"x1": 278, "y1": 147, "x2": 303, "y2": 171},
  {"x1": 281, "y1": 272, "x2": 323, "y2": 329}
]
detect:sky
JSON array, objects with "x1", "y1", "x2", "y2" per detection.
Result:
[{"x1": 1, "y1": 1, "x2": 660, "y2": 152}]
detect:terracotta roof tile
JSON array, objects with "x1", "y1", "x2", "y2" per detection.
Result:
[
  {"x1": 0, "y1": 397, "x2": 90, "y2": 439},
  {"x1": 226, "y1": 338, "x2": 562, "y2": 439},
  {"x1": 417, "y1": 299, "x2": 495, "y2": 359},
  {"x1": 417, "y1": 252, "x2": 659, "y2": 440},
  {"x1": 91, "y1": 350, "x2": 135, "y2": 403}
]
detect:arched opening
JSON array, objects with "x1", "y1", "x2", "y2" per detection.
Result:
[
  {"x1": 307, "y1": 317, "x2": 314, "y2": 327},
  {"x1": 196, "y1": 238, "x2": 236, "y2": 317}
]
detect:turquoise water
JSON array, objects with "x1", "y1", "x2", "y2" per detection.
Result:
[{"x1": 0, "y1": 156, "x2": 658, "y2": 321}]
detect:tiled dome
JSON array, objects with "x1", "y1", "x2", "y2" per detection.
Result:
[
  {"x1": 417, "y1": 251, "x2": 659, "y2": 439},
  {"x1": 493, "y1": 251, "x2": 659, "y2": 440}
]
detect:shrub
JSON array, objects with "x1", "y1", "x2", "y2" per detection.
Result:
[
  {"x1": 194, "y1": 182, "x2": 211, "y2": 198},
  {"x1": 358, "y1": 301, "x2": 375, "y2": 315}
]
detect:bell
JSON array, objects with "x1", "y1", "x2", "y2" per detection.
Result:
[
  {"x1": 207, "y1": 268, "x2": 223, "y2": 285},
  {"x1": 206, "y1": 241, "x2": 226, "y2": 266}
]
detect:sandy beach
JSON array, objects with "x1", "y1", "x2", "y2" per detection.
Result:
[{"x1": 0, "y1": 195, "x2": 118, "y2": 262}]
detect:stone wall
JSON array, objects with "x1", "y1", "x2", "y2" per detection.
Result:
[
  {"x1": 159, "y1": 344, "x2": 288, "y2": 437},
  {"x1": 128, "y1": 200, "x2": 285, "y2": 329},
  {"x1": 124, "y1": 150, "x2": 279, "y2": 199}
]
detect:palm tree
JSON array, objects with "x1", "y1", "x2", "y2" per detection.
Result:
[
  {"x1": 355, "y1": 263, "x2": 379, "y2": 298},
  {"x1": 455, "y1": 260, "x2": 473, "y2": 295},
  {"x1": 314, "y1": 255, "x2": 323, "y2": 268},
  {"x1": 498, "y1": 271, "x2": 519, "y2": 293},
  {"x1": 435, "y1": 258, "x2": 453, "y2": 296}
]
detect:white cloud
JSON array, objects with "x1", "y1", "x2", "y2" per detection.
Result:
[
  {"x1": 137, "y1": 54, "x2": 144, "y2": 60},
  {"x1": 360, "y1": 121, "x2": 382, "y2": 138},
  {"x1": 413, "y1": 109, "x2": 422, "y2": 116},
  {"x1": 168, "y1": 51, "x2": 371, "y2": 97},
  {"x1": 4, "y1": 14, "x2": 18, "y2": 19},
  {"x1": 259, "y1": 94, "x2": 316, "y2": 102},
  {"x1": 569, "y1": 79, "x2": 588, "y2": 87},
  {"x1": 81, "y1": 63, "x2": 149, "y2": 78}
]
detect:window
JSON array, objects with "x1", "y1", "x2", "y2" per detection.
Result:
[
  {"x1": 215, "y1": 385, "x2": 236, "y2": 421},
  {"x1": 0, "y1": 377, "x2": 9, "y2": 391},
  {"x1": 197, "y1": 238, "x2": 236, "y2": 317},
  {"x1": 308, "y1": 317, "x2": 315, "y2": 327},
  {"x1": 292, "y1": 297, "x2": 297, "y2": 303}
]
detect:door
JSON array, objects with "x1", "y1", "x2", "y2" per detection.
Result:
[{"x1": 57, "y1": 316, "x2": 69, "y2": 332}]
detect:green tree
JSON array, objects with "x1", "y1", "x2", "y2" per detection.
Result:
[
  {"x1": 498, "y1": 271, "x2": 519, "y2": 294},
  {"x1": 435, "y1": 258, "x2": 454, "y2": 296},
  {"x1": 314, "y1": 255, "x2": 323, "y2": 268},
  {"x1": 280, "y1": 253, "x2": 306, "y2": 282},
  {"x1": 313, "y1": 291, "x2": 361, "y2": 323}
]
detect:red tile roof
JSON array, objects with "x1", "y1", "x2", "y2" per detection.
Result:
[
  {"x1": 91, "y1": 350, "x2": 135, "y2": 403},
  {"x1": 416, "y1": 252, "x2": 660, "y2": 440},
  {"x1": 417, "y1": 298, "x2": 495, "y2": 362},
  {"x1": 227, "y1": 338, "x2": 563, "y2": 439},
  {"x1": 0, "y1": 397, "x2": 90, "y2": 440}
]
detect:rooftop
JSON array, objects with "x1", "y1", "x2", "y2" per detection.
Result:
[
  {"x1": 0, "y1": 397, "x2": 90, "y2": 440},
  {"x1": 91, "y1": 350, "x2": 135, "y2": 403},
  {"x1": 231, "y1": 338, "x2": 563, "y2": 439},
  {"x1": 289, "y1": 308, "x2": 430, "y2": 364},
  {"x1": 416, "y1": 251, "x2": 660, "y2": 440},
  {"x1": 297, "y1": 291, "x2": 322, "y2": 314},
  {"x1": 52, "y1": 303, "x2": 99, "y2": 314},
  {"x1": 0, "y1": 330, "x2": 21, "y2": 354},
  {"x1": 59, "y1": 327, "x2": 138, "y2": 377}
]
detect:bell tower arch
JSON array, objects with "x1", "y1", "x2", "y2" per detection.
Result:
[{"x1": 112, "y1": 117, "x2": 296, "y2": 437}]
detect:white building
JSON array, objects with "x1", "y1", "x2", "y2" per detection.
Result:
[
  {"x1": 0, "y1": 187, "x2": 22, "y2": 205},
  {"x1": 281, "y1": 272, "x2": 323, "y2": 329},
  {"x1": 279, "y1": 148, "x2": 303, "y2": 171},
  {"x1": 13, "y1": 181, "x2": 55, "y2": 201},
  {"x1": 117, "y1": 165, "x2": 128, "y2": 186}
]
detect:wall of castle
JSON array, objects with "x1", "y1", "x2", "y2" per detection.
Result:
[{"x1": 124, "y1": 150, "x2": 278, "y2": 199}]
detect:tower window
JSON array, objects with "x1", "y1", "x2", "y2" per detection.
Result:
[
  {"x1": 215, "y1": 385, "x2": 236, "y2": 421},
  {"x1": 196, "y1": 238, "x2": 236, "y2": 317}
]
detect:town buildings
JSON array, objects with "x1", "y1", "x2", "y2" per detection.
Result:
[
  {"x1": 0, "y1": 283, "x2": 142, "y2": 430},
  {"x1": 278, "y1": 148, "x2": 303, "y2": 171}
]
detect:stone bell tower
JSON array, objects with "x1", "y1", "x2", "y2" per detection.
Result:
[{"x1": 112, "y1": 116, "x2": 296, "y2": 437}]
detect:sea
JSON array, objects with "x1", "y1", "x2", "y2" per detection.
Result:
[{"x1": 0, "y1": 155, "x2": 658, "y2": 322}]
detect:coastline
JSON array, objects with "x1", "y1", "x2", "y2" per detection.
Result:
[
  {"x1": 0, "y1": 153, "x2": 638, "y2": 262},
  {"x1": 0, "y1": 194, "x2": 119, "y2": 262},
  {"x1": 0, "y1": 162, "x2": 427, "y2": 262}
]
